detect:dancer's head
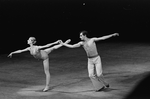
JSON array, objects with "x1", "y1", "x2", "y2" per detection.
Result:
[
  {"x1": 27, "y1": 37, "x2": 36, "y2": 45},
  {"x1": 79, "y1": 30, "x2": 89, "y2": 40}
]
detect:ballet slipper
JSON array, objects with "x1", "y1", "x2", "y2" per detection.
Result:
[{"x1": 43, "y1": 86, "x2": 50, "y2": 92}]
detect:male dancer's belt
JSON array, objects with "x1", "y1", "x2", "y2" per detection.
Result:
[{"x1": 88, "y1": 54, "x2": 99, "y2": 58}]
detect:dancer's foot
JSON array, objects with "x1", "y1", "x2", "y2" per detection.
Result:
[
  {"x1": 106, "y1": 84, "x2": 110, "y2": 88},
  {"x1": 43, "y1": 86, "x2": 50, "y2": 92},
  {"x1": 95, "y1": 86, "x2": 105, "y2": 92}
]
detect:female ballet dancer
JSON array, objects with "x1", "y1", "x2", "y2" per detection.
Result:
[{"x1": 8, "y1": 37, "x2": 70, "y2": 92}]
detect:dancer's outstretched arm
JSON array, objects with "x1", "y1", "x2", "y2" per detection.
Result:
[
  {"x1": 52, "y1": 39, "x2": 71, "y2": 50},
  {"x1": 38, "y1": 40, "x2": 61, "y2": 49},
  {"x1": 45, "y1": 39, "x2": 71, "y2": 53},
  {"x1": 93, "y1": 33, "x2": 119, "y2": 41},
  {"x1": 62, "y1": 41, "x2": 83, "y2": 48},
  {"x1": 8, "y1": 47, "x2": 29, "y2": 57}
]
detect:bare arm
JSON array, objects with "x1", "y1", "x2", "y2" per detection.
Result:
[
  {"x1": 52, "y1": 39, "x2": 71, "y2": 50},
  {"x1": 8, "y1": 47, "x2": 29, "y2": 57},
  {"x1": 62, "y1": 41, "x2": 82, "y2": 48},
  {"x1": 38, "y1": 40, "x2": 60, "y2": 49},
  {"x1": 46, "y1": 39, "x2": 71, "y2": 52},
  {"x1": 93, "y1": 33, "x2": 119, "y2": 41}
]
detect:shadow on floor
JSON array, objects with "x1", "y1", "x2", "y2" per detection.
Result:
[{"x1": 125, "y1": 73, "x2": 150, "y2": 99}]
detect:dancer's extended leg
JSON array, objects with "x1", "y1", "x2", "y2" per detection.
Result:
[
  {"x1": 45, "y1": 44, "x2": 63, "y2": 54},
  {"x1": 45, "y1": 39, "x2": 71, "y2": 54}
]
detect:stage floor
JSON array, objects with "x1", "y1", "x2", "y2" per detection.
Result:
[{"x1": 0, "y1": 42, "x2": 150, "y2": 99}]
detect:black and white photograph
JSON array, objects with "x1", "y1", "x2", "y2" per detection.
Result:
[{"x1": 0, "y1": 0, "x2": 150, "y2": 99}]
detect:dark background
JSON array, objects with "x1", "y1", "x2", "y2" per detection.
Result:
[{"x1": 0, "y1": 0, "x2": 150, "y2": 54}]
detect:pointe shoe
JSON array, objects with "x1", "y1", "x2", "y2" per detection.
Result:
[{"x1": 43, "y1": 87, "x2": 50, "y2": 92}]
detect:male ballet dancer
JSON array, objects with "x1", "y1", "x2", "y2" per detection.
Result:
[{"x1": 62, "y1": 31, "x2": 119, "y2": 92}]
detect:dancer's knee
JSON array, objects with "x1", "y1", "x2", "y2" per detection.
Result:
[
  {"x1": 96, "y1": 70, "x2": 103, "y2": 77},
  {"x1": 45, "y1": 71, "x2": 50, "y2": 75},
  {"x1": 97, "y1": 72, "x2": 102, "y2": 77},
  {"x1": 97, "y1": 73, "x2": 103, "y2": 78}
]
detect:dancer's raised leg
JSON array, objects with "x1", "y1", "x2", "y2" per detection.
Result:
[{"x1": 45, "y1": 39, "x2": 71, "y2": 54}]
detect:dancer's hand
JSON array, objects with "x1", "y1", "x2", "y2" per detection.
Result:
[
  {"x1": 58, "y1": 40, "x2": 63, "y2": 44},
  {"x1": 57, "y1": 40, "x2": 62, "y2": 43}
]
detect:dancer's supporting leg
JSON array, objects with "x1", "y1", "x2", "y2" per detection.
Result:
[
  {"x1": 88, "y1": 57, "x2": 103, "y2": 91},
  {"x1": 43, "y1": 58, "x2": 50, "y2": 92},
  {"x1": 88, "y1": 56, "x2": 109, "y2": 92},
  {"x1": 95, "y1": 56, "x2": 109, "y2": 89},
  {"x1": 42, "y1": 39, "x2": 70, "y2": 91}
]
